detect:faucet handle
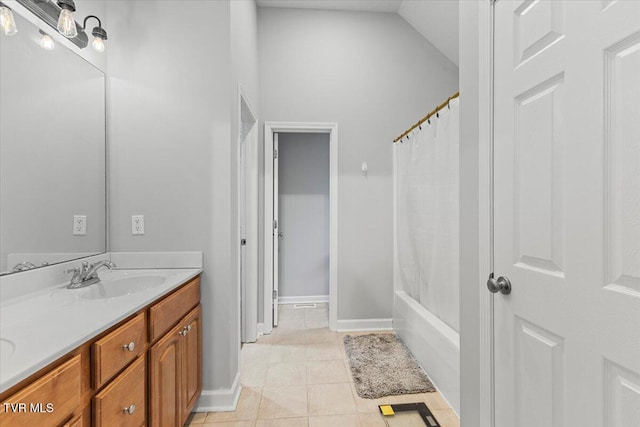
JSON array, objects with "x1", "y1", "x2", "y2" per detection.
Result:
[{"x1": 66, "y1": 266, "x2": 83, "y2": 285}]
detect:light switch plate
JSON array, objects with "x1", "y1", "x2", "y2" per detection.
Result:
[
  {"x1": 131, "y1": 215, "x2": 144, "y2": 235},
  {"x1": 73, "y1": 215, "x2": 87, "y2": 235}
]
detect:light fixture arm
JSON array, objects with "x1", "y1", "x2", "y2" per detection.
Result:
[
  {"x1": 82, "y1": 15, "x2": 101, "y2": 31},
  {"x1": 82, "y1": 14, "x2": 106, "y2": 40}
]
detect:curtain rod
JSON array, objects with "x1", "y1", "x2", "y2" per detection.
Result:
[{"x1": 393, "y1": 91, "x2": 460, "y2": 143}]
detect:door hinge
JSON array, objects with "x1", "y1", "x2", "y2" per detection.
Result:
[
  {"x1": 273, "y1": 290, "x2": 278, "y2": 300},
  {"x1": 273, "y1": 149, "x2": 278, "y2": 159},
  {"x1": 273, "y1": 219, "x2": 278, "y2": 230}
]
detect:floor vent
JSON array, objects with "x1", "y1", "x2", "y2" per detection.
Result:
[{"x1": 293, "y1": 303, "x2": 317, "y2": 309}]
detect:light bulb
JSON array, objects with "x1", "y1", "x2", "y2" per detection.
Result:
[
  {"x1": 0, "y1": 5, "x2": 18, "y2": 36},
  {"x1": 40, "y1": 32, "x2": 55, "y2": 50},
  {"x1": 92, "y1": 36, "x2": 105, "y2": 53},
  {"x1": 57, "y1": 8, "x2": 77, "y2": 38}
]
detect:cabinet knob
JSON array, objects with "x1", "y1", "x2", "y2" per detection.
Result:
[
  {"x1": 178, "y1": 329, "x2": 186, "y2": 336},
  {"x1": 186, "y1": 325, "x2": 192, "y2": 332},
  {"x1": 122, "y1": 403, "x2": 136, "y2": 415},
  {"x1": 122, "y1": 342, "x2": 135, "y2": 352}
]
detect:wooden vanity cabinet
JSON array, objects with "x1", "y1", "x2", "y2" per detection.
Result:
[
  {"x1": 149, "y1": 304, "x2": 202, "y2": 427},
  {"x1": 0, "y1": 354, "x2": 82, "y2": 427},
  {"x1": 0, "y1": 275, "x2": 202, "y2": 427}
]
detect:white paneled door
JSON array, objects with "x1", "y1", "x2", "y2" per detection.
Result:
[{"x1": 493, "y1": 1, "x2": 640, "y2": 427}]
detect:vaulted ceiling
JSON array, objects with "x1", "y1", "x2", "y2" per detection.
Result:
[{"x1": 256, "y1": 0, "x2": 459, "y2": 66}]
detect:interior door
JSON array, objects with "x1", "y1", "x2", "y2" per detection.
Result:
[
  {"x1": 273, "y1": 132, "x2": 280, "y2": 327},
  {"x1": 493, "y1": 2, "x2": 640, "y2": 427}
]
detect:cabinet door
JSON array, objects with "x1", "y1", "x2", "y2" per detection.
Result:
[
  {"x1": 180, "y1": 305, "x2": 202, "y2": 426},
  {"x1": 149, "y1": 323, "x2": 182, "y2": 427}
]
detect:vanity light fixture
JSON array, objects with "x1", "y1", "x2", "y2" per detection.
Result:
[
  {"x1": 82, "y1": 15, "x2": 106, "y2": 52},
  {"x1": 0, "y1": 2, "x2": 18, "y2": 36},
  {"x1": 39, "y1": 29, "x2": 54, "y2": 50},
  {"x1": 56, "y1": 0, "x2": 77, "y2": 38}
]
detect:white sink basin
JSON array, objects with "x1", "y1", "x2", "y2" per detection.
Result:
[
  {"x1": 0, "y1": 338, "x2": 16, "y2": 361},
  {"x1": 80, "y1": 275, "x2": 166, "y2": 299}
]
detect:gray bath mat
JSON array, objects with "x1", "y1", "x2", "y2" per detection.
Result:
[{"x1": 344, "y1": 334, "x2": 435, "y2": 399}]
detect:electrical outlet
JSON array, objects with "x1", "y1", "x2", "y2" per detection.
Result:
[
  {"x1": 131, "y1": 215, "x2": 144, "y2": 235},
  {"x1": 73, "y1": 215, "x2": 87, "y2": 235}
]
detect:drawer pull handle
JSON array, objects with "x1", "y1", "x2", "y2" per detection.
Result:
[
  {"x1": 186, "y1": 325, "x2": 192, "y2": 332},
  {"x1": 178, "y1": 329, "x2": 186, "y2": 336},
  {"x1": 123, "y1": 403, "x2": 136, "y2": 415},
  {"x1": 122, "y1": 342, "x2": 135, "y2": 352}
]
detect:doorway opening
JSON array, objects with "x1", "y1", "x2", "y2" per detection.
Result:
[{"x1": 263, "y1": 122, "x2": 338, "y2": 333}]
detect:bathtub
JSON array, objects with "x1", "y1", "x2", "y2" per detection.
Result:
[{"x1": 393, "y1": 290, "x2": 460, "y2": 414}]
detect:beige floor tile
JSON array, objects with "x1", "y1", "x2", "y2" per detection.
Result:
[
  {"x1": 307, "y1": 383, "x2": 357, "y2": 416},
  {"x1": 358, "y1": 412, "x2": 388, "y2": 427},
  {"x1": 273, "y1": 329, "x2": 308, "y2": 345},
  {"x1": 305, "y1": 343, "x2": 343, "y2": 361},
  {"x1": 306, "y1": 360, "x2": 350, "y2": 384},
  {"x1": 277, "y1": 318, "x2": 307, "y2": 330},
  {"x1": 304, "y1": 318, "x2": 329, "y2": 329},
  {"x1": 187, "y1": 411, "x2": 208, "y2": 424},
  {"x1": 421, "y1": 392, "x2": 453, "y2": 411},
  {"x1": 265, "y1": 362, "x2": 307, "y2": 386},
  {"x1": 241, "y1": 363, "x2": 269, "y2": 387},
  {"x1": 255, "y1": 418, "x2": 308, "y2": 427},
  {"x1": 269, "y1": 344, "x2": 307, "y2": 363},
  {"x1": 430, "y1": 409, "x2": 459, "y2": 427},
  {"x1": 257, "y1": 386, "x2": 308, "y2": 419},
  {"x1": 241, "y1": 343, "x2": 272, "y2": 364},
  {"x1": 305, "y1": 328, "x2": 340, "y2": 344},
  {"x1": 202, "y1": 421, "x2": 255, "y2": 427},
  {"x1": 308, "y1": 414, "x2": 360, "y2": 427},
  {"x1": 205, "y1": 388, "x2": 262, "y2": 422}
]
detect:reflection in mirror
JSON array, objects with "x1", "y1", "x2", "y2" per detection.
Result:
[{"x1": 0, "y1": 10, "x2": 106, "y2": 275}]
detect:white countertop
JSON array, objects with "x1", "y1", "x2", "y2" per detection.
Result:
[{"x1": 0, "y1": 268, "x2": 202, "y2": 393}]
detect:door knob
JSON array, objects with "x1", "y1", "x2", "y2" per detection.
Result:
[{"x1": 487, "y1": 273, "x2": 511, "y2": 295}]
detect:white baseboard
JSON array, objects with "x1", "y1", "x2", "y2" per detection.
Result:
[
  {"x1": 278, "y1": 295, "x2": 329, "y2": 305},
  {"x1": 336, "y1": 318, "x2": 393, "y2": 332},
  {"x1": 194, "y1": 372, "x2": 241, "y2": 412}
]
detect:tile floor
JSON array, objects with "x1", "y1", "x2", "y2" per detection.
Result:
[{"x1": 187, "y1": 304, "x2": 459, "y2": 427}]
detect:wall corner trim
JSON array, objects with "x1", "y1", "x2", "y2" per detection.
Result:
[
  {"x1": 336, "y1": 318, "x2": 393, "y2": 332},
  {"x1": 194, "y1": 372, "x2": 241, "y2": 413}
]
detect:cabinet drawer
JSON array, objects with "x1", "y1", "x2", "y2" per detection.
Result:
[
  {"x1": 0, "y1": 354, "x2": 81, "y2": 427},
  {"x1": 94, "y1": 355, "x2": 145, "y2": 427},
  {"x1": 149, "y1": 277, "x2": 200, "y2": 342},
  {"x1": 62, "y1": 414, "x2": 82, "y2": 427},
  {"x1": 93, "y1": 312, "x2": 146, "y2": 389}
]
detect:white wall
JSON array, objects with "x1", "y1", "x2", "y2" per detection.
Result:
[
  {"x1": 106, "y1": 0, "x2": 239, "y2": 402},
  {"x1": 258, "y1": 8, "x2": 458, "y2": 321},
  {"x1": 278, "y1": 133, "x2": 330, "y2": 299}
]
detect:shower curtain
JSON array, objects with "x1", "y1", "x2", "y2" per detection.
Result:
[{"x1": 394, "y1": 97, "x2": 460, "y2": 332}]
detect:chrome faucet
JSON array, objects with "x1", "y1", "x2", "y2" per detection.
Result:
[
  {"x1": 12, "y1": 261, "x2": 37, "y2": 271},
  {"x1": 67, "y1": 260, "x2": 117, "y2": 289}
]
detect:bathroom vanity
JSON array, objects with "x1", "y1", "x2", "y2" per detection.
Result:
[{"x1": 0, "y1": 269, "x2": 202, "y2": 427}]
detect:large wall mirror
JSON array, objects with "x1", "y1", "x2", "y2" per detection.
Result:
[{"x1": 0, "y1": 10, "x2": 106, "y2": 275}]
